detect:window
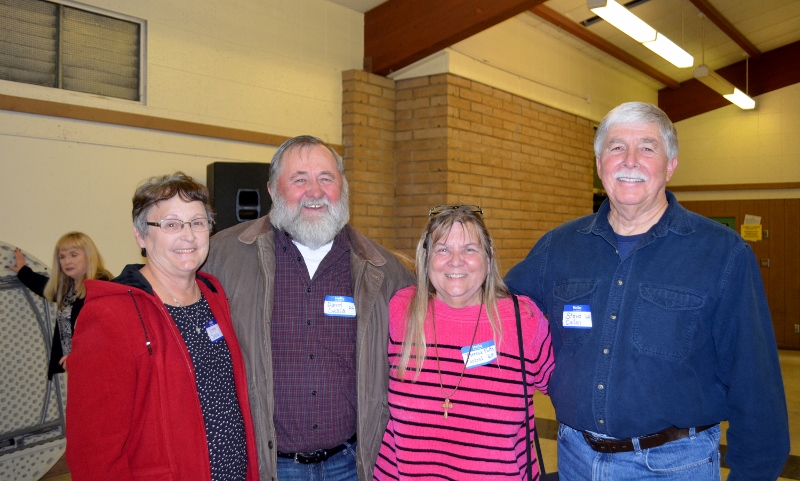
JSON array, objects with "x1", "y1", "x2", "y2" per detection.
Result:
[{"x1": 0, "y1": 0, "x2": 143, "y2": 101}]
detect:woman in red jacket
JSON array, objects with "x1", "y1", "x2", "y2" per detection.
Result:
[{"x1": 65, "y1": 172, "x2": 258, "y2": 481}]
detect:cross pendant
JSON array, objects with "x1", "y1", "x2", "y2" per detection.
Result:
[{"x1": 442, "y1": 398, "x2": 453, "y2": 419}]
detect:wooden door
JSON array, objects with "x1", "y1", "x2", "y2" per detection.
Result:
[{"x1": 681, "y1": 198, "x2": 800, "y2": 350}]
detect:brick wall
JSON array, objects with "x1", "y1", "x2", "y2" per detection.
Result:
[
  {"x1": 343, "y1": 71, "x2": 595, "y2": 272},
  {"x1": 394, "y1": 74, "x2": 595, "y2": 271},
  {"x1": 394, "y1": 75, "x2": 452, "y2": 253},
  {"x1": 342, "y1": 70, "x2": 399, "y2": 249}
]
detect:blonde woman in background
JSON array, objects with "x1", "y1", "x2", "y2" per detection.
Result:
[{"x1": 7, "y1": 232, "x2": 113, "y2": 379}]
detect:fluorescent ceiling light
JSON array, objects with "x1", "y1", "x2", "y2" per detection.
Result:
[
  {"x1": 724, "y1": 89, "x2": 756, "y2": 110},
  {"x1": 588, "y1": 0, "x2": 655, "y2": 42},
  {"x1": 694, "y1": 64, "x2": 755, "y2": 109},
  {"x1": 588, "y1": 0, "x2": 694, "y2": 69},
  {"x1": 643, "y1": 33, "x2": 694, "y2": 68}
]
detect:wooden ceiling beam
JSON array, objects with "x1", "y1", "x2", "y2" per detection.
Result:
[
  {"x1": 364, "y1": 0, "x2": 547, "y2": 76},
  {"x1": 531, "y1": 4, "x2": 679, "y2": 89},
  {"x1": 659, "y1": 40, "x2": 800, "y2": 122},
  {"x1": 689, "y1": 0, "x2": 761, "y2": 60}
]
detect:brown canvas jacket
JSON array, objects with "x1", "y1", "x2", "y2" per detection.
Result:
[{"x1": 203, "y1": 215, "x2": 414, "y2": 481}]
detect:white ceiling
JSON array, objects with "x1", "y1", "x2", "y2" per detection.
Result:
[{"x1": 329, "y1": 0, "x2": 800, "y2": 85}]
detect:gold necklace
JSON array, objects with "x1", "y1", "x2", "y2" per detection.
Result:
[{"x1": 431, "y1": 298, "x2": 483, "y2": 420}]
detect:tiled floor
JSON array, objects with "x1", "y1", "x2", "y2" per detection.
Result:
[
  {"x1": 40, "y1": 475, "x2": 69, "y2": 481},
  {"x1": 42, "y1": 350, "x2": 800, "y2": 480}
]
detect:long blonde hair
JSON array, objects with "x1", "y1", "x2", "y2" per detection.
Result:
[
  {"x1": 396, "y1": 206, "x2": 509, "y2": 381},
  {"x1": 44, "y1": 232, "x2": 112, "y2": 304}
]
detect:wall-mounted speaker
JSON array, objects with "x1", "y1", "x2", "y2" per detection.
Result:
[{"x1": 206, "y1": 162, "x2": 271, "y2": 233}]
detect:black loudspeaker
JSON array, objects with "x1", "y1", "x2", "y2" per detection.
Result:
[{"x1": 207, "y1": 162, "x2": 271, "y2": 233}]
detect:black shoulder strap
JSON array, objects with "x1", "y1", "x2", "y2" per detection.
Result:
[{"x1": 513, "y1": 295, "x2": 535, "y2": 481}]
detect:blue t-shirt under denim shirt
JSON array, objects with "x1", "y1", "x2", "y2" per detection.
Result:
[
  {"x1": 505, "y1": 191, "x2": 789, "y2": 480},
  {"x1": 615, "y1": 232, "x2": 645, "y2": 259}
]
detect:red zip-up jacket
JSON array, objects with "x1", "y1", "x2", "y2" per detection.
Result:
[{"x1": 66, "y1": 265, "x2": 258, "y2": 481}]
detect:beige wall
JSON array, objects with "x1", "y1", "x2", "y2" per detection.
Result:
[
  {"x1": 671, "y1": 82, "x2": 800, "y2": 202},
  {"x1": 391, "y1": 13, "x2": 800, "y2": 204},
  {"x1": 2, "y1": 0, "x2": 798, "y2": 274},
  {"x1": 390, "y1": 14, "x2": 659, "y2": 123},
  {"x1": 0, "y1": 0, "x2": 363, "y2": 274},
  {"x1": 0, "y1": 116, "x2": 272, "y2": 274}
]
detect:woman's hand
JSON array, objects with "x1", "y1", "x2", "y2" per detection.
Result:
[
  {"x1": 7, "y1": 248, "x2": 27, "y2": 273},
  {"x1": 59, "y1": 355, "x2": 69, "y2": 371}
]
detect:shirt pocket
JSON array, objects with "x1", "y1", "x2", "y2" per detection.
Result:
[
  {"x1": 553, "y1": 280, "x2": 597, "y2": 345},
  {"x1": 632, "y1": 285, "x2": 705, "y2": 360}
]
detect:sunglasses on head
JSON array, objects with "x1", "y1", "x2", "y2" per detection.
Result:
[{"x1": 428, "y1": 204, "x2": 483, "y2": 217}]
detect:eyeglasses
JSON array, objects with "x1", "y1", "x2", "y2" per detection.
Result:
[
  {"x1": 429, "y1": 204, "x2": 483, "y2": 217},
  {"x1": 146, "y1": 218, "x2": 213, "y2": 234}
]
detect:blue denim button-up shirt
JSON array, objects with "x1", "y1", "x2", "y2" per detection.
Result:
[{"x1": 506, "y1": 191, "x2": 789, "y2": 480}]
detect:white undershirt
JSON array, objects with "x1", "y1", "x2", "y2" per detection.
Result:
[{"x1": 293, "y1": 240, "x2": 334, "y2": 278}]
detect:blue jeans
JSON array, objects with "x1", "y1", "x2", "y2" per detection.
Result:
[
  {"x1": 276, "y1": 440, "x2": 358, "y2": 481},
  {"x1": 557, "y1": 423, "x2": 722, "y2": 481}
]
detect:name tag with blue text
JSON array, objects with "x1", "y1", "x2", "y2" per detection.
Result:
[
  {"x1": 563, "y1": 305, "x2": 592, "y2": 329},
  {"x1": 324, "y1": 295, "x2": 356, "y2": 317},
  {"x1": 205, "y1": 319, "x2": 224, "y2": 342},
  {"x1": 462, "y1": 340, "x2": 497, "y2": 369}
]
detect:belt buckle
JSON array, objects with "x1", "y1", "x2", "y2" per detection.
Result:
[
  {"x1": 294, "y1": 450, "x2": 324, "y2": 464},
  {"x1": 596, "y1": 438, "x2": 618, "y2": 453},
  {"x1": 583, "y1": 432, "x2": 632, "y2": 453}
]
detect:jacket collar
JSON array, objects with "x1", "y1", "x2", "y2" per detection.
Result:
[
  {"x1": 348, "y1": 224, "x2": 388, "y2": 267},
  {"x1": 237, "y1": 215, "x2": 273, "y2": 245},
  {"x1": 238, "y1": 215, "x2": 388, "y2": 267},
  {"x1": 112, "y1": 264, "x2": 217, "y2": 295},
  {"x1": 580, "y1": 190, "x2": 694, "y2": 239}
]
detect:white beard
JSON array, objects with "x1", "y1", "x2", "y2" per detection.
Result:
[{"x1": 269, "y1": 190, "x2": 350, "y2": 249}]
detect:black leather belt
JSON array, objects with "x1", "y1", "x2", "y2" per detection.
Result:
[
  {"x1": 582, "y1": 424, "x2": 716, "y2": 453},
  {"x1": 277, "y1": 434, "x2": 356, "y2": 464}
]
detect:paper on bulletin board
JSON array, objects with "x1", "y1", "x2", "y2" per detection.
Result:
[
  {"x1": 741, "y1": 214, "x2": 762, "y2": 241},
  {"x1": 743, "y1": 214, "x2": 761, "y2": 225}
]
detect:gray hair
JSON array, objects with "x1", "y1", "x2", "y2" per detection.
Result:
[
  {"x1": 268, "y1": 136, "x2": 347, "y2": 193},
  {"x1": 594, "y1": 102, "x2": 679, "y2": 160}
]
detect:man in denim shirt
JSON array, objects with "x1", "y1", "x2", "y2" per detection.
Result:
[{"x1": 506, "y1": 102, "x2": 789, "y2": 480}]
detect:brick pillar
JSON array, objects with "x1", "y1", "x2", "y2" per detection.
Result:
[
  {"x1": 394, "y1": 74, "x2": 452, "y2": 253},
  {"x1": 342, "y1": 70, "x2": 397, "y2": 249},
  {"x1": 343, "y1": 71, "x2": 594, "y2": 269},
  {"x1": 393, "y1": 73, "x2": 595, "y2": 268}
]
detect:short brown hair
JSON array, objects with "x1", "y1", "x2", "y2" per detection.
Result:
[{"x1": 132, "y1": 172, "x2": 214, "y2": 237}]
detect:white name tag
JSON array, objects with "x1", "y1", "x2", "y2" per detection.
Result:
[
  {"x1": 205, "y1": 319, "x2": 224, "y2": 342},
  {"x1": 324, "y1": 295, "x2": 356, "y2": 317},
  {"x1": 462, "y1": 340, "x2": 497, "y2": 369},
  {"x1": 563, "y1": 305, "x2": 592, "y2": 329}
]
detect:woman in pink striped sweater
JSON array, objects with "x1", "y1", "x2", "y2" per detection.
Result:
[{"x1": 373, "y1": 204, "x2": 555, "y2": 480}]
